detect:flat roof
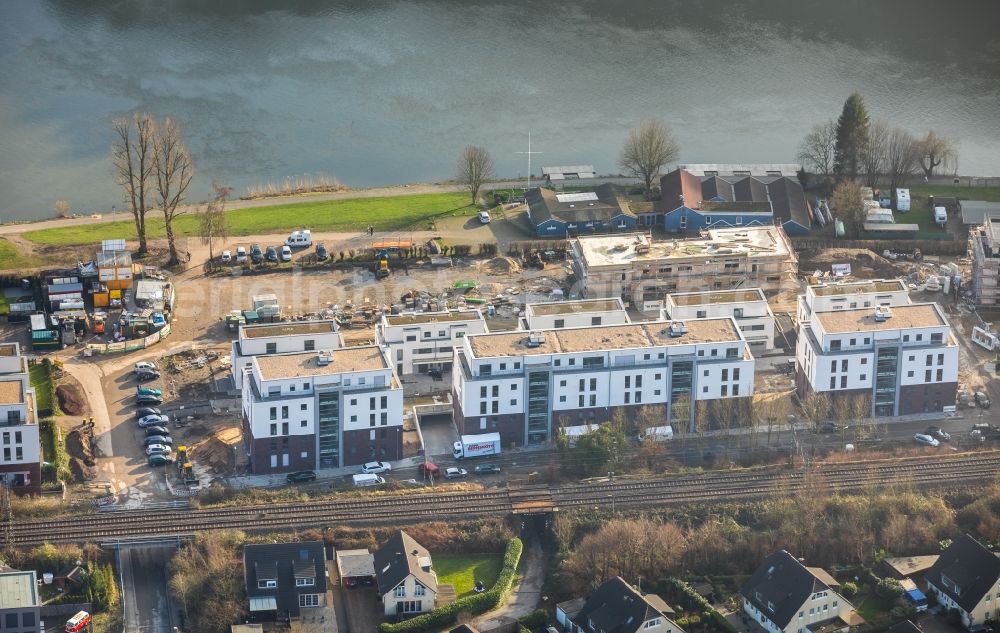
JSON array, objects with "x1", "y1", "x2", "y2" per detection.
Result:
[
  {"x1": 0, "y1": 570, "x2": 38, "y2": 609},
  {"x1": 810, "y1": 280, "x2": 907, "y2": 297},
  {"x1": 0, "y1": 344, "x2": 18, "y2": 357},
  {"x1": 882, "y1": 555, "x2": 939, "y2": 576},
  {"x1": 468, "y1": 319, "x2": 740, "y2": 358},
  {"x1": 668, "y1": 289, "x2": 766, "y2": 306},
  {"x1": 574, "y1": 227, "x2": 791, "y2": 269},
  {"x1": 526, "y1": 299, "x2": 625, "y2": 316},
  {"x1": 241, "y1": 321, "x2": 337, "y2": 339},
  {"x1": 255, "y1": 346, "x2": 386, "y2": 380},
  {"x1": 0, "y1": 380, "x2": 24, "y2": 405},
  {"x1": 816, "y1": 304, "x2": 945, "y2": 334},
  {"x1": 385, "y1": 311, "x2": 482, "y2": 326}
]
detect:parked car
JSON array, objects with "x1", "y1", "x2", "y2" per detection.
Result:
[
  {"x1": 145, "y1": 444, "x2": 171, "y2": 456},
  {"x1": 315, "y1": 244, "x2": 329, "y2": 260},
  {"x1": 817, "y1": 422, "x2": 841, "y2": 433},
  {"x1": 135, "y1": 407, "x2": 162, "y2": 419},
  {"x1": 286, "y1": 470, "x2": 317, "y2": 483},
  {"x1": 220, "y1": 250, "x2": 232, "y2": 263},
  {"x1": 925, "y1": 426, "x2": 951, "y2": 442},
  {"x1": 144, "y1": 435, "x2": 173, "y2": 446},
  {"x1": 445, "y1": 467, "x2": 468, "y2": 479},
  {"x1": 976, "y1": 391, "x2": 992, "y2": 409},
  {"x1": 250, "y1": 243, "x2": 263, "y2": 264},
  {"x1": 265, "y1": 245, "x2": 279, "y2": 262},
  {"x1": 478, "y1": 210, "x2": 491, "y2": 224},
  {"x1": 148, "y1": 454, "x2": 174, "y2": 466},
  {"x1": 914, "y1": 433, "x2": 940, "y2": 447},
  {"x1": 138, "y1": 414, "x2": 170, "y2": 428},
  {"x1": 473, "y1": 463, "x2": 501, "y2": 475},
  {"x1": 281, "y1": 245, "x2": 292, "y2": 262},
  {"x1": 143, "y1": 425, "x2": 169, "y2": 437},
  {"x1": 136, "y1": 370, "x2": 160, "y2": 382},
  {"x1": 137, "y1": 386, "x2": 162, "y2": 397},
  {"x1": 134, "y1": 361, "x2": 158, "y2": 373},
  {"x1": 235, "y1": 246, "x2": 247, "y2": 263},
  {"x1": 360, "y1": 461, "x2": 391, "y2": 474},
  {"x1": 136, "y1": 394, "x2": 164, "y2": 406}
]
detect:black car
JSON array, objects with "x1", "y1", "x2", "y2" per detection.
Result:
[
  {"x1": 265, "y1": 245, "x2": 279, "y2": 262},
  {"x1": 473, "y1": 463, "x2": 501, "y2": 475},
  {"x1": 136, "y1": 395, "x2": 163, "y2": 406},
  {"x1": 250, "y1": 243, "x2": 263, "y2": 264},
  {"x1": 143, "y1": 425, "x2": 169, "y2": 437},
  {"x1": 135, "y1": 407, "x2": 162, "y2": 420},
  {"x1": 136, "y1": 370, "x2": 160, "y2": 382},
  {"x1": 817, "y1": 422, "x2": 841, "y2": 433},
  {"x1": 316, "y1": 244, "x2": 329, "y2": 260},
  {"x1": 286, "y1": 470, "x2": 317, "y2": 483}
]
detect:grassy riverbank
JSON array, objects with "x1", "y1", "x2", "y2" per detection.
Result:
[
  {"x1": 0, "y1": 238, "x2": 41, "y2": 270},
  {"x1": 23, "y1": 192, "x2": 476, "y2": 246}
]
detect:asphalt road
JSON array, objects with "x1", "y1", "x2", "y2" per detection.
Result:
[{"x1": 119, "y1": 545, "x2": 180, "y2": 633}]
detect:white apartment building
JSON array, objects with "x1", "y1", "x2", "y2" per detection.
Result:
[
  {"x1": 241, "y1": 346, "x2": 403, "y2": 474},
  {"x1": 663, "y1": 289, "x2": 775, "y2": 351},
  {"x1": 376, "y1": 310, "x2": 487, "y2": 375},
  {"x1": 570, "y1": 227, "x2": 797, "y2": 313},
  {"x1": 231, "y1": 321, "x2": 343, "y2": 390},
  {"x1": 523, "y1": 298, "x2": 630, "y2": 330},
  {"x1": 0, "y1": 343, "x2": 41, "y2": 493},
  {"x1": 452, "y1": 318, "x2": 755, "y2": 446},
  {"x1": 796, "y1": 279, "x2": 910, "y2": 324},
  {"x1": 795, "y1": 301, "x2": 959, "y2": 417}
]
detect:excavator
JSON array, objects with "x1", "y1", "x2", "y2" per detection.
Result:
[{"x1": 375, "y1": 249, "x2": 390, "y2": 279}]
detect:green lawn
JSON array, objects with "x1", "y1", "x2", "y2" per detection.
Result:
[
  {"x1": 23, "y1": 192, "x2": 476, "y2": 247},
  {"x1": 29, "y1": 363, "x2": 56, "y2": 413},
  {"x1": 0, "y1": 238, "x2": 41, "y2": 269},
  {"x1": 855, "y1": 594, "x2": 893, "y2": 621},
  {"x1": 910, "y1": 185, "x2": 1000, "y2": 202},
  {"x1": 434, "y1": 554, "x2": 504, "y2": 598},
  {"x1": 0, "y1": 292, "x2": 8, "y2": 317}
]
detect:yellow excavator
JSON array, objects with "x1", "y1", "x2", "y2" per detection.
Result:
[{"x1": 375, "y1": 249, "x2": 390, "y2": 279}]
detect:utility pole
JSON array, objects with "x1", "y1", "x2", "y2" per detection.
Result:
[{"x1": 516, "y1": 132, "x2": 542, "y2": 192}]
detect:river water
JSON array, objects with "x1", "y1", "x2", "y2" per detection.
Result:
[{"x1": 1, "y1": 0, "x2": 999, "y2": 221}]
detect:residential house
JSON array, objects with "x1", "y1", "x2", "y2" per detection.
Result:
[
  {"x1": 240, "y1": 346, "x2": 403, "y2": 473},
  {"x1": 881, "y1": 556, "x2": 939, "y2": 581},
  {"x1": 376, "y1": 310, "x2": 488, "y2": 376},
  {"x1": 526, "y1": 184, "x2": 638, "y2": 237},
  {"x1": 243, "y1": 541, "x2": 327, "y2": 622},
  {"x1": 680, "y1": 164, "x2": 802, "y2": 178},
  {"x1": 570, "y1": 227, "x2": 797, "y2": 312},
  {"x1": 0, "y1": 570, "x2": 40, "y2": 633},
  {"x1": 231, "y1": 320, "x2": 343, "y2": 391},
  {"x1": 0, "y1": 343, "x2": 40, "y2": 494},
  {"x1": 374, "y1": 531, "x2": 438, "y2": 618},
  {"x1": 663, "y1": 289, "x2": 775, "y2": 352},
  {"x1": 543, "y1": 165, "x2": 597, "y2": 185},
  {"x1": 925, "y1": 534, "x2": 1000, "y2": 630},
  {"x1": 523, "y1": 299, "x2": 630, "y2": 331},
  {"x1": 741, "y1": 550, "x2": 854, "y2": 633},
  {"x1": 557, "y1": 576, "x2": 681, "y2": 633},
  {"x1": 452, "y1": 316, "x2": 755, "y2": 446}
]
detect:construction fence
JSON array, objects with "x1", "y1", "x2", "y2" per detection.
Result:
[{"x1": 84, "y1": 323, "x2": 172, "y2": 355}]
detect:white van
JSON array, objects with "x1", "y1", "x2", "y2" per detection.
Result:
[
  {"x1": 352, "y1": 473, "x2": 386, "y2": 487},
  {"x1": 638, "y1": 425, "x2": 674, "y2": 442},
  {"x1": 285, "y1": 230, "x2": 312, "y2": 248}
]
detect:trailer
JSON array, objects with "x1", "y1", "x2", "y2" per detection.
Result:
[
  {"x1": 639, "y1": 425, "x2": 674, "y2": 442},
  {"x1": 972, "y1": 326, "x2": 998, "y2": 351},
  {"x1": 453, "y1": 432, "x2": 502, "y2": 459}
]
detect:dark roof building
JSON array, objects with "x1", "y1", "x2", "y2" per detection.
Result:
[
  {"x1": 526, "y1": 184, "x2": 637, "y2": 237},
  {"x1": 243, "y1": 541, "x2": 327, "y2": 621},
  {"x1": 373, "y1": 530, "x2": 438, "y2": 598},
  {"x1": 562, "y1": 577, "x2": 677, "y2": 633},
  {"x1": 925, "y1": 534, "x2": 1000, "y2": 628}
]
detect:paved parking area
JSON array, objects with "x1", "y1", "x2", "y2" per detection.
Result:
[
  {"x1": 420, "y1": 413, "x2": 459, "y2": 459},
  {"x1": 340, "y1": 586, "x2": 381, "y2": 633}
]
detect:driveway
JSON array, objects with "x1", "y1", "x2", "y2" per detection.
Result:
[
  {"x1": 475, "y1": 541, "x2": 544, "y2": 629},
  {"x1": 340, "y1": 586, "x2": 381, "y2": 633},
  {"x1": 419, "y1": 413, "x2": 459, "y2": 459}
]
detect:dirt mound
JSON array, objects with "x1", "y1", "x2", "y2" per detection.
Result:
[
  {"x1": 187, "y1": 426, "x2": 241, "y2": 473},
  {"x1": 481, "y1": 257, "x2": 521, "y2": 276},
  {"x1": 65, "y1": 428, "x2": 97, "y2": 482},
  {"x1": 800, "y1": 248, "x2": 898, "y2": 279},
  {"x1": 56, "y1": 383, "x2": 87, "y2": 416}
]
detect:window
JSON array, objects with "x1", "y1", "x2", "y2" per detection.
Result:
[
  {"x1": 370, "y1": 414, "x2": 376, "y2": 427},
  {"x1": 861, "y1": 357, "x2": 867, "y2": 365},
  {"x1": 569, "y1": 358, "x2": 576, "y2": 366},
  {"x1": 840, "y1": 376, "x2": 847, "y2": 388},
  {"x1": 830, "y1": 340, "x2": 841, "y2": 351},
  {"x1": 290, "y1": 384, "x2": 297, "y2": 392},
  {"x1": 381, "y1": 396, "x2": 388, "y2": 408},
  {"x1": 841, "y1": 359, "x2": 848, "y2": 372},
  {"x1": 860, "y1": 374, "x2": 866, "y2": 381},
  {"x1": 583, "y1": 356, "x2": 604, "y2": 368},
  {"x1": 301, "y1": 420, "x2": 307, "y2": 427},
  {"x1": 304, "y1": 339, "x2": 315, "y2": 351},
  {"x1": 509, "y1": 384, "x2": 516, "y2": 391},
  {"x1": 281, "y1": 406, "x2": 289, "y2": 419},
  {"x1": 401, "y1": 600, "x2": 422, "y2": 613},
  {"x1": 850, "y1": 338, "x2": 856, "y2": 346},
  {"x1": 499, "y1": 363, "x2": 506, "y2": 371},
  {"x1": 589, "y1": 395, "x2": 597, "y2": 407},
  {"x1": 938, "y1": 353, "x2": 944, "y2": 365},
  {"x1": 926, "y1": 355, "x2": 933, "y2": 366},
  {"x1": 591, "y1": 316, "x2": 602, "y2": 326},
  {"x1": 415, "y1": 583, "x2": 426, "y2": 597},
  {"x1": 394, "y1": 585, "x2": 406, "y2": 598},
  {"x1": 830, "y1": 377, "x2": 836, "y2": 389},
  {"x1": 270, "y1": 407, "x2": 277, "y2": 421},
  {"x1": 697, "y1": 310, "x2": 707, "y2": 318},
  {"x1": 350, "y1": 415, "x2": 357, "y2": 422},
  {"x1": 480, "y1": 386, "x2": 487, "y2": 398},
  {"x1": 270, "y1": 423, "x2": 277, "y2": 436},
  {"x1": 480, "y1": 402, "x2": 487, "y2": 415},
  {"x1": 830, "y1": 360, "x2": 837, "y2": 372},
  {"x1": 296, "y1": 577, "x2": 315, "y2": 586},
  {"x1": 282, "y1": 422, "x2": 289, "y2": 435},
  {"x1": 733, "y1": 384, "x2": 740, "y2": 396},
  {"x1": 0, "y1": 432, "x2": 6, "y2": 445},
  {"x1": 491, "y1": 401, "x2": 499, "y2": 414},
  {"x1": 711, "y1": 349, "x2": 718, "y2": 357},
  {"x1": 510, "y1": 399, "x2": 517, "y2": 406},
  {"x1": 721, "y1": 384, "x2": 728, "y2": 396},
  {"x1": 381, "y1": 412, "x2": 388, "y2": 425},
  {"x1": 936, "y1": 368, "x2": 943, "y2": 381},
  {"x1": 579, "y1": 379, "x2": 585, "y2": 391},
  {"x1": 301, "y1": 403, "x2": 308, "y2": 411},
  {"x1": 726, "y1": 348, "x2": 738, "y2": 359},
  {"x1": 406, "y1": 335, "x2": 416, "y2": 342},
  {"x1": 931, "y1": 333, "x2": 943, "y2": 344},
  {"x1": 422, "y1": 331, "x2": 430, "y2": 339},
  {"x1": 625, "y1": 392, "x2": 631, "y2": 404},
  {"x1": 590, "y1": 378, "x2": 597, "y2": 390},
  {"x1": 481, "y1": 364, "x2": 492, "y2": 376},
  {"x1": 733, "y1": 368, "x2": 740, "y2": 380},
  {"x1": 579, "y1": 395, "x2": 585, "y2": 407},
  {"x1": 703, "y1": 386, "x2": 709, "y2": 393},
  {"x1": 799, "y1": 612, "x2": 804, "y2": 619},
  {"x1": 925, "y1": 370, "x2": 931, "y2": 382},
  {"x1": 655, "y1": 373, "x2": 661, "y2": 380},
  {"x1": 722, "y1": 368, "x2": 728, "y2": 381},
  {"x1": 299, "y1": 593, "x2": 319, "y2": 607},
  {"x1": 554, "y1": 319, "x2": 565, "y2": 328},
  {"x1": 258, "y1": 580, "x2": 277, "y2": 589},
  {"x1": 907, "y1": 371, "x2": 914, "y2": 378},
  {"x1": 492, "y1": 385, "x2": 499, "y2": 397},
  {"x1": 645, "y1": 619, "x2": 662, "y2": 629},
  {"x1": 266, "y1": 342, "x2": 277, "y2": 354}
]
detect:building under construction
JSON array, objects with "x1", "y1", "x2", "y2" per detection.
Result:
[
  {"x1": 970, "y1": 216, "x2": 1000, "y2": 306},
  {"x1": 570, "y1": 226, "x2": 798, "y2": 312}
]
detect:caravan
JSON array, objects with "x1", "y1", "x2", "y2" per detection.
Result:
[
  {"x1": 896, "y1": 188, "x2": 911, "y2": 212},
  {"x1": 285, "y1": 230, "x2": 313, "y2": 248}
]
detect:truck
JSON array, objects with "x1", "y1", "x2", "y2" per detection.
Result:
[
  {"x1": 352, "y1": 473, "x2": 386, "y2": 487},
  {"x1": 638, "y1": 425, "x2": 674, "y2": 443},
  {"x1": 453, "y1": 433, "x2": 502, "y2": 459},
  {"x1": 375, "y1": 250, "x2": 390, "y2": 279}
]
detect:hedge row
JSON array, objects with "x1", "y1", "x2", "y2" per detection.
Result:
[
  {"x1": 665, "y1": 578, "x2": 737, "y2": 633},
  {"x1": 378, "y1": 538, "x2": 524, "y2": 633}
]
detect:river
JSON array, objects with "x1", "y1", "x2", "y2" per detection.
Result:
[{"x1": 1, "y1": 0, "x2": 999, "y2": 221}]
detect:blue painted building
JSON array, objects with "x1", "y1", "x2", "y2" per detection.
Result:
[{"x1": 526, "y1": 184, "x2": 638, "y2": 237}]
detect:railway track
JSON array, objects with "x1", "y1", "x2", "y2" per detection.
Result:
[{"x1": 8, "y1": 452, "x2": 999, "y2": 547}]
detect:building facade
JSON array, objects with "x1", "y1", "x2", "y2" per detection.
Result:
[
  {"x1": 559, "y1": 577, "x2": 680, "y2": 633},
  {"x1": 796, "y1": 280, "x2": 910, "y2": 324},
  {"x1": 0, "y1": 571, "x2": 39, "y2": 633},
  {"x1": 231, "y1": 321, "x2": 343, "y2": 391},
  {"x1": 925, "y1": 534, "x2": 1000, "y2": 630},
  {"x1": 795, "y1": 300, "x2": 959, "y2": 417},
  {"x1": 570, "y1": 227, "x2": 797, "y2": 313},
  {"x1": 376, "y1": 310, "x2": 487, "y2": 375},
  {"x1": 523, "y1": 298, "x2": 630, "y2": 331},
  {"x1": 0, "y1": 344, "x2": 40, "y2": 494},
  {"x1": 243, "y1": 542, "x2": 327, "y2": 622},
  {"x1": 240, "y1": 346, "x2": 403, "y2": 473},
  {"x1": 526, "y1": 185, "x2": 638, "y2": 237},
  {"x1": 970, "y1": 216, "x2": 1000, "y2": 306},
  {"x1": 374, "y1": 531, "x2": 438, "y2": 618},
  {"x1": 452, "y1": 318, "x2": 755, "y2": 447},
  {"x1": 663, "y1": 289, "x2": 775, "y2": 351}
]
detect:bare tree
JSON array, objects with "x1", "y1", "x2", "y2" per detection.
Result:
[
  {"x1": 796, "y1": 120, "x2": 837, "y2": 188},
  {"x1": 456, "y1": 146, "x2": 494, "y2": 205},
  {"x1": 916, "y1": 131, "x2": 958, "y2": 179},
  {"x1": 111, "y1": 113, "x2": 156, "y2": 254},
  {"x1": 152, "y1": 117, "x2": 195, "y2": 266},
  {"x1": 198, "y1": 182, "x2": 231, "y2": 262},
  {"x1": 52, "y1": 200, "x2": 71, "y2": 218},
  {"x1": 859, "y1": 119, "x2": 890, "y2": 189},
  {"x1": 619, "y1": 119, "x2": 680, "y2": 199},
  {"x1": 800, "y1": 392, "x2": 831, "y2": 429},
  {"x1": 830, "y1": 179, "x2": 866, "y2": 235},
  {"x1": 885, "y1": 127, "x2": 920, "y2": 206}
]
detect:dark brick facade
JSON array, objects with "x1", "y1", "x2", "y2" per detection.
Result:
[
  {"x1": 900, "y1": 382, "x2": 957, "y2": 415},
  {"x1": 0, "y1": 461, "x2": 42, "y2": 495},
  {"x1": 342, "y1": 427, "x2": 403, "y2": 466},
  {"x1": 249, "y1": 434, "x2": 316, "y2": 474}
]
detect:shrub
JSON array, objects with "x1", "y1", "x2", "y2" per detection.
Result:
[
  {"x1": 841, "y1": 581, "x2": 858, "y2": 597},
  {"x1": 664, "y1": 578, "x2": 736, "y2": 633},
  {"x1": 378, "y1": 538, "x2": 523, "y2": 633},
  {"x1": 874, "y1": 577, "x2": 903, "y2": 600},
  {"x1": 518, "y1": 609, "x2": 547, "y2": 629}
]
